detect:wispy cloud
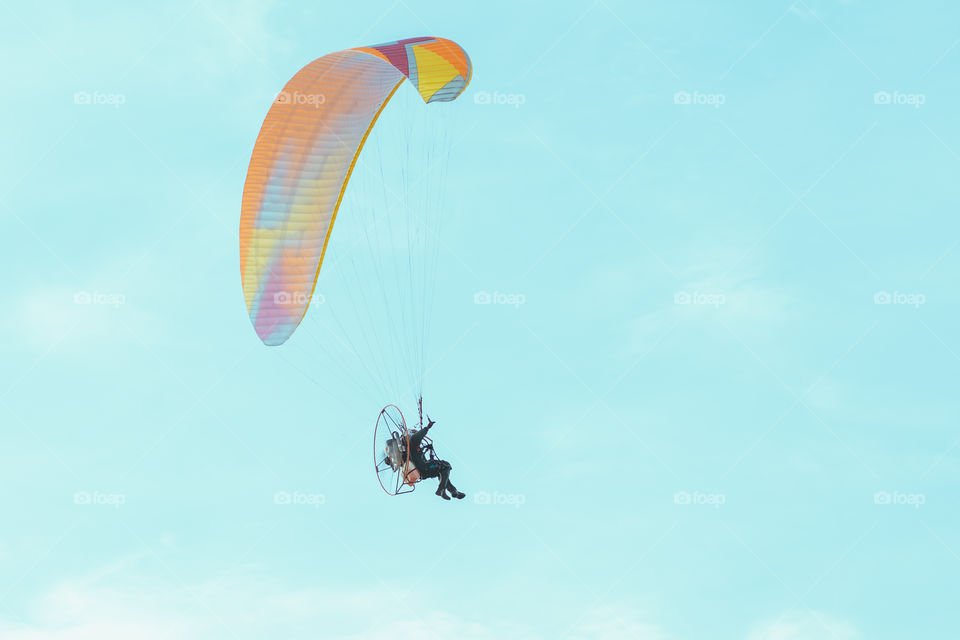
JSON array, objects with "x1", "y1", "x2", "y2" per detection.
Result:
[
  {"x1": 748, "y1": 612, "x2": 861, "y2": 640},
  {"x1": 0, "y1": 571, "x2": 671, "y2": 640}
]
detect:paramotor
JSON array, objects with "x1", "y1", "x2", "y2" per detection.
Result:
[{"x1": 374, "y1": 404, "x2": 421, "y2": 495}]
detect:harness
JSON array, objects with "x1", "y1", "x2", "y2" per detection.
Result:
[{"x1": 411, "y1": 434, "x2": 438, "y2": 470}]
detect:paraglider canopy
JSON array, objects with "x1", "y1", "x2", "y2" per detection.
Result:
[{"x1": 239, "y1": 37, "x2": 472, "y2": 346}]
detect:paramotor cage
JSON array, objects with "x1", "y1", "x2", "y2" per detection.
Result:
[{"x1": 374, "y1": 404, "x2": 428, "y2": 495}]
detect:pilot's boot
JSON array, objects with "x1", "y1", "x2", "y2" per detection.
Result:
[{"x1": 446, "y1": 481, "x2": 465, "y2": 500}]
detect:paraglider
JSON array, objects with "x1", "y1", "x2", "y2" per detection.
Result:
[
  {"x1": 374, "y1": 400, "x2": 464, "y2": 500},
  {"x1": 239, "y1": 37, "x2": 472, "y2": 498}
]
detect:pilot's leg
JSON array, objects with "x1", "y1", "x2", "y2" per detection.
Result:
[
  {"x1": 435, "y1": 460, "x2": 452, "y2": 499},
  {"x1": 445, "y1": 471, "x2": 465, "y2": 500}
]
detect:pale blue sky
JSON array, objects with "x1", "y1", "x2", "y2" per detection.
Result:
[{"x1": 1, "y1": 1, "x2": 959, "y2": 638}]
